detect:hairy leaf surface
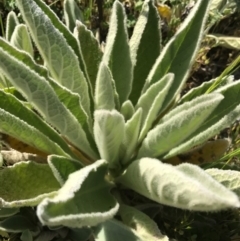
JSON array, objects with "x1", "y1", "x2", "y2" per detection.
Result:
[
  {"x1": 103, "y1": 0, "x2": 132, "y2": 104},
  {"x1": 143, "y1": 0, "x2": 211, "y2": 112},
  {"x1": 129, "y1": 0, "x2": 161, "y2": 104},
  {"x1": 16, "y1": 0, "x2": 91, "y2": 115},
  {"x1": 0, "y1": 47, "x2": 98, "y2": 160},
  {"x1": 0, "y1": 162, "x2": 60, "y2": 208},
  {"x1": 118, "y1": 158, "x2": 240, "y2": 211},
  {"x1": 138, "y1": 94, "x2": 223, "y2": 158},
  {"x1": 37, "y1": 160, "x2": 119, "y2": 228},
  {"x1": 94, "y1": 110, "x2": 125, "y2": 170}
]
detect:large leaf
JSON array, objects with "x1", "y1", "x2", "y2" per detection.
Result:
[
  {"x1": 129, "y1": 0, "x2": 161, "y2": 105},
  {"x1": 0, "y1": 108, "x2": 67, "y2": 157},
  {"x1": 0, "y1": 162, "x2": 60, "y2": 208},
  {"x1": 10, "y1": 24, "x2": 33, "y2": 56},
  {"x1": 138, "y1": 93, "x2": 223, "y2": 158},
  {"x1": 206, "y1": 168, "x2": 240, "y2": 197},
  {"x1": 0, "y1": 46, "x2": 98, "y2": 160},
  {"x1": 37, "y1": 160, "x2": 119, "y2": 228},
  {"x1": 119, "y1": 204, "x2": 169, "y2": 241},
  {"x1": 94, "y1": 110, "x2": 125, "y2": 172},
  {"x1": 74, "y1": 20, "x2": 103, "y2": 93},
  {"x1": 16, "y1": 0, "x2": 91, "y2": 116},
  {"x1": 179, "y1": 75, "x2": 234, "y2": 104},
  {"x1": 136, "y1": 73, "x2": 174, "y2": 142},
  {"x1": 0, "y1": 89, "x2": 73, "y2": 157},
  {"x1": 120, "y1": 108, "x2": 142, "y2": 166},
  {"x1": 118, "y1": 158, "x2": 240, "y2": 211},
  {"x1": 166, "y1": 80, "x2": 240, "y2": 158},
  {"x1": 103, "y1": 0, "x2": 133, "y2": 104},
  {"x1": 143, "y1": 0, "x2": 211, "y2": 113}
]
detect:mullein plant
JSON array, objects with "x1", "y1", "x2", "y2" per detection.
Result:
[{"x1": 0, "y1": 0, "x2": 240, "y2": 240}]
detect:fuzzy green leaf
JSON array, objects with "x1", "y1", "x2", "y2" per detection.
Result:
[
  {"x1": 95, "y1": 62, "x2": 115, "y2": 110},
  {"x1": 0, "y1": 162, "x2": 60, "y2": 208},
  {"x1": 64, "y1": 0, "x2": 84, "y2": 32},
  {"x1": 120, "y1": 108, "x2": 142, "y2": 166},
  {"x1": 118, "y1": 158, "x2": 240, "y2": 211},
  {"x1": 10, "y1": 24, "x2": 33, "y2": 57},
  {"x1": 0, "y1": 89, "x2": 73, "y2": 157},
  {"x1": 37, "y1": 160, "x2": 119, "y2": 228},
  {"x1": 129, "y1": 0, "x2": 161, "y2": 105},
  {"x1": 167, "y1": 80, "x2": 240, "y2": 158},
  {"x1": 136, "y1": 73, "x2": 174, "y2": 142},
  {"x1": 179, "y1": 75, "x2": 234, "y2": 104},
  {"x1": 103, "y1": 0, "x2": 133, "y2": 104},
  {"x1": 16, "y1": 0, "x2": 91, "y2": 115},
  {"x1": 5, "y1": 11, "x2": 19, "y2": 42},
  {"x1": 0, "y1": 46, "x2": 98, "y2": 160},
  {"x1": 119, "y1": 204, "x2": 169, "y2": 241},
  {"x1": 138, "y1": 93, "x2": 223, "y2": 158},
  {"x1": 143, "y1": 0, "x2": 211, "y2": 112},
  {"x1": 206, "y1": 168, "x2": 240, "y2": 197},
  {"x1": 0, "y1": 108, "x2": 68, "y2": 157},
  {"x1": 94, "y1": 110, "x2": 125, "y2": 170},
  {"x1": 48, "y1": 155, "x2": 83, "y2": 186},
  {"x1": 75, "y1": 20, "x2": 103, "y2": 92}
]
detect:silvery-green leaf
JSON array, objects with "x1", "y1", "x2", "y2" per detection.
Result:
[
  {"x1": 129, "y1": 0, "x2": 161, "y2": 105},
  {"x1": 138, "y1": 93, "x2": 223, "y2": 158},
  {"x1": 95, "y1": 62, "x2": 115, "y2": 110},
  {"x1": 37, "y1": 160, "x2": 119, "y2": 228},
  {"x1": 0, "y1": 108, "x2": 68, "y2": 157},
  {"x1": 64, "y1": 0, "x2": 84, "y2": 32},
  {"x1": 118, "y1": 158, "x2": 240, "y2": 211},
  {"x1": 0, "y1": 38, "x2": 94, "y2": 138},
  {"x1": 16, "y1": 0, "x2": 91, "y2": 116},
  {"x1": 207, "y1": 34, "x2": 240, "y2": 50},
  {"x1": 143, "y1": 0, "x2": 211, "y2": 112},
  {"x1": 136, "y1": 73, "x2": 174, "y2": 142},
  {"x1": 120, "y1": 100, "x2": 135, "y2": 121},
  {"x1": 22, "y1": 0, "x2": 87, "y2": 77},
  {"x1": 93, "y1": 219, "x2": 143, "y2": 241},
  {"x1": 48, "y1": 155, "x2": 83, "y2": 186},
  {"x1": 5, "y1": 11, "x2": 19, "y2": 41},
  {"x1": 94, "y1": 110, "x2": 125, "y2": 170},
  {"x1": 49, "y1": 79, "x2": 96, "y2": 150},
  {"x1": 75, "y1": 20, "x2": 103, "y2": 91},
  {"x1": 103, "y1": 0, "x2": 133, "y2": 104},
  {"x1": 10, "y1": 24, "x2": 33, "y2": 57},
  {"x1": 0, "y1": 47, "x2": 98, "y2": 160},
  {"x1": 206, "y1": 168, "x2": 240, "y2": 197},
  {"x1": 0, "y1": 89, "x2": 73, "y2": 157},
  {"x1": 0, "y1": 162, "x2": 60, "y2": 208},
  {"x1": 179, "y1": 75, "x2": 234, "y2": 104},
  {"x1": 167, "y1": 80, "x2": 240, "y2": 158},
  {"x1": 119, "y1": 204, "x2": 169, "y2": 241},
  {"x1": 120, "y1": 108, "x2": 142, "y2": 166}
]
